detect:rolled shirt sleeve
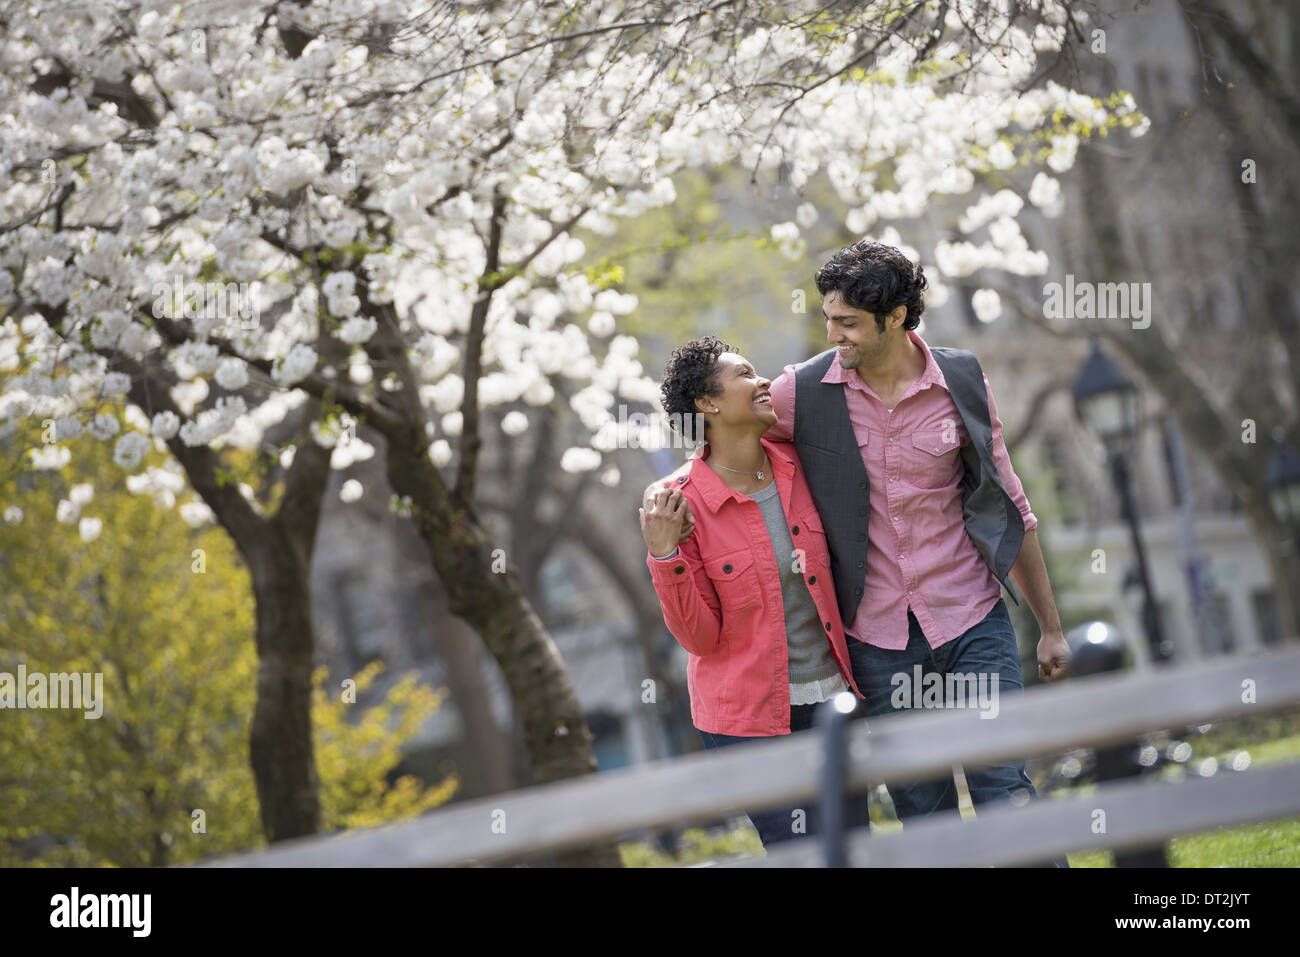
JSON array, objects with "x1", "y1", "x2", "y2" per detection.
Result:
[{"x1": 984, "y1": 374, "x2": 1037, "y2": 532}]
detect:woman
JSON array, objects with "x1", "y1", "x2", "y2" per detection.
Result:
[{"x1": 638, "y1": 335, "x2": 865, "y2": 849}]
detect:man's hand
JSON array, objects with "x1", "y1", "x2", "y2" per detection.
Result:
[
  {"x1": 1037, "y1": 630, "x2": 1071, "y2": 682},
  {"x1": 642, "y1": 478, "x2": 695, "y2": 542}
]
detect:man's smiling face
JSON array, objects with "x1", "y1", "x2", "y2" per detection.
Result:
[{"x1": 824, "y1": 290, "x2": 888, "y2": 370}]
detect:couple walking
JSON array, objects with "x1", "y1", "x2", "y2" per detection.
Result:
[{"x1": 639, "y1": 240, "x2": 1071, "y2": 861}]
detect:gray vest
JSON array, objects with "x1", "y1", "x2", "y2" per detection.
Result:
[{"x1": 792, "y1": 346, "x2": 1025, "y2": 625}]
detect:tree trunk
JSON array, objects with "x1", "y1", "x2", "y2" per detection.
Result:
[
  {"x1": 244, "y1": 520, "x2": 325, "y2": 841},
  {"x1": 244, "y1": 426, "x2": 334, "y2": 841}
]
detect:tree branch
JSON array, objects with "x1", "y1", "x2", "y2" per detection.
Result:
[
  {"x1": 109, "y1": 352, "x2": 266, "y2": 553},
  {"x1": 146, "y1": 281, "x2": 406, "y2": 437},
  {"x1": 1004, "y1": 378, "x2": 1070, "y2": 458},
  {"x1": 1179, "y1": 0, "x2": 1300, "y2": 149},
  {"x1": 455, "y1": 188, "x2": 507, "y2": 504}
]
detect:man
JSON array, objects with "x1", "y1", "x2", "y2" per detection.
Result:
[{"x1": 644, "y1": 240, "x2": 1071, "y2": 857}]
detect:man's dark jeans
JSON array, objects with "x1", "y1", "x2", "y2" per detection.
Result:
[
  {"x1": 845, "y1": 598, "x2": 1069, "y2": 867},
  {"x1": 698, "y1": 703, "x2": 871, "y2": 848}
]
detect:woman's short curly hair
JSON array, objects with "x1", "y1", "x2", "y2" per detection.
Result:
[
  {"x1": 660, "y1": 335, "x2": 734, "y2": 444},
  {"x1": 815, "y1": 240, "x2": 928, "y2": 331}
]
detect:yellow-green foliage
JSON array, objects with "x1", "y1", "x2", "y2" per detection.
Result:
[
  {"x1": 314, "y1": 660, "x2": 458, "y2": 830},
  {"x1": 0, "y1": 419, "x2": 455, "y2": 866},
  {"x1": 619, "y1": 824, "x2": 764, "y2": 868},
  {"x1": 579, "y1": 167, "x2": 814, "y2": 363}
]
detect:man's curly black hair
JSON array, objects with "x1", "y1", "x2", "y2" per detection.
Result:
[
  {"x1": 815, "y1": 240, "x2": 928, "y2": 331},
  {"x1": 660, "y1": 335, "x2": 735, "y2": 444}
]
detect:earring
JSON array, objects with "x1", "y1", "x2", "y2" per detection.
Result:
[{"x1": 712, "y1": 408, "x2": 719, "y2": 413}]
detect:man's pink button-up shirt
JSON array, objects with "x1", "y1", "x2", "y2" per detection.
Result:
[{"x1": 767, "y1": 330, "x2": 1037, "y2": 651}]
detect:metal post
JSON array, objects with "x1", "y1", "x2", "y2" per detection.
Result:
[
  {"x1": 1110, "y1": 451, "x2": 1171, "y2": 663},
  {"x1": 1067, "y1": 621, "x2": 1169, "y2": 867},
  {"x1": 817, "y1": 698, "x2": 849, "y2": 868}
]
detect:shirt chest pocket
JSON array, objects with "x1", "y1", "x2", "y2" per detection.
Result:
[
  {"x1": 906, "y1": 430, "x2": 963, "y2": 490},
  {"x1": 703, "y1": 548, "x2": 761, "y2": 612}
]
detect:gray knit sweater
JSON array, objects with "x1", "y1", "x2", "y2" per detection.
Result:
[{"x1": 745, "y1": 480, "x2": 848, "y2": 704}]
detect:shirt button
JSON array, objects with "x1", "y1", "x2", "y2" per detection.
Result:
[
  {"x1": 892, "y1": 515, "x2": 898, "y2": 521},
  {"x1": 674, "y1": 566, "x2": 685, "y2": 575},
  {"x1": 722, "y1": 563, "x2": 733, "y2": 573},
  {"x1": 888, "y1": 437, "x2": 894, "y2": 442},
  {"x1": 908, "y1": 590, "x2": 913, "y2": 595},
  {"x1": 808, "y1": 575, "x2": 817, "y2": 585},
  {"x1": 859, "y1": 481, "x2": 867, "y2": 490},
  {"x1": 791, "y1": 526, "x2": 800, "y2": 535},
  {"x1": 824, "y1": 621, "x2": 831, "y2": 632}
]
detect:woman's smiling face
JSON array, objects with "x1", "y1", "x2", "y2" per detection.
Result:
[{"x1": 696, "y1": 352, "x2": 776, "y2": 432}]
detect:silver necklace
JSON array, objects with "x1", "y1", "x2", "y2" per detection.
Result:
[{"x1": 712, "y1": 454, "x2": 770, "y2": 481}]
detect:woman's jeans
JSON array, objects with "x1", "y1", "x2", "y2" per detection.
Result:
[{"x1": 697, "y1": 703, "x2": 871, "y2": 848}]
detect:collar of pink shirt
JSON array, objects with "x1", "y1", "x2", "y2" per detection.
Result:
[{"x1": 821, "y1": 329, "x2": 947, "y2": 401}]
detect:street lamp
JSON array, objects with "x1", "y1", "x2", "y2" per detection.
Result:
[{"x1": 1073, "y1": 340, "x2": 1172, "y2": 663}]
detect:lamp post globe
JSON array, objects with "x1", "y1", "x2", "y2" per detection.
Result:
[{"x1": 1072, "y1": 339, "x2": 1138, "y2": 455}]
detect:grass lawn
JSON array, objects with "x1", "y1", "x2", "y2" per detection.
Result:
[
  {"x1": 1067, "y1": 731, "x2": 1300, "y2": 867},
  {"x1": 1067, "y1": 817, "x2": 1300, "y2": 868}
]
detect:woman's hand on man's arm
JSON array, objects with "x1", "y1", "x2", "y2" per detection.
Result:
[
  {"x1": 641, "y1": 475, "x2": 696, "y2": 543},
  {"x1": 639, "y1": 486, "x2": 689, "y2": 557}
]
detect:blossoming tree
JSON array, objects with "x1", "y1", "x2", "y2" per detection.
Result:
[{"x1": 0, "y1": 0, "x2": 1143, "y2": 859}]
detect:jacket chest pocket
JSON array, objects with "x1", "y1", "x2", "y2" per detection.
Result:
[
  {"x1": 703, "y1": 548, "x2": 761, "y2": 612},
  {"x1": 791, "y1": 516, "x2": 833, "y2": 583},
  {"x1": 790, "y1": 514, "x2": 832, "y2": 574}
]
